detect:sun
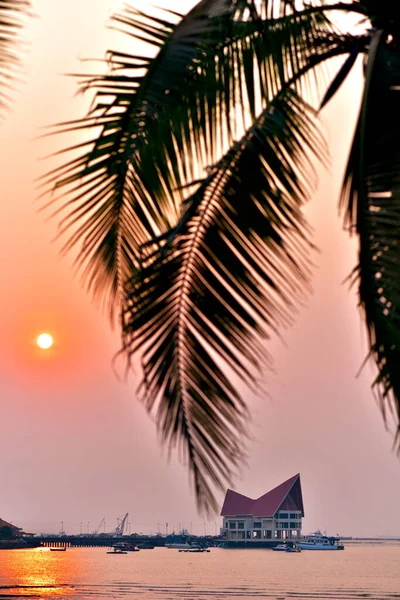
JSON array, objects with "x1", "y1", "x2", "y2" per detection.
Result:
[{"x1": 37, "y1": 333, "x2": 53, "y2": 350}]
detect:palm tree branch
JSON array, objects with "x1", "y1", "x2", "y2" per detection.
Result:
[
  {"x1": 341, "y1": 30, "x2": 400, "y2": 447},
  {"x1": 0, "y1": 0, "x2": 31, "y2": 116},
  {"x1": 41, "y1": 0, "x2": 245, "y2": 320},
  {"x1": 123, "y1": 88, "x2": 327, "y2": 514},
  {"x1": 43, "y1": 0, "x2": 351, "y2": 322}
]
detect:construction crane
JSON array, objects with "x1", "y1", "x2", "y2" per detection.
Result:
[
  {"x1": 93, "y1": 517, "x2": 105, "y2": 535},
  {"x1": 111, "y1": 513, "x2": 129, "y2": 537}
]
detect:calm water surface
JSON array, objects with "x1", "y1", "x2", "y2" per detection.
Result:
[{"x1": 1, "y1": 544, "x2": 399, "y2": 599}]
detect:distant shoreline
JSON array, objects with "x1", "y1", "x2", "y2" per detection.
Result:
[{"x1": 0, "y1": 540, "x2": 41, "y2": 550}]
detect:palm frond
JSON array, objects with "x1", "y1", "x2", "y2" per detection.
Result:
[
  {"x1": 41, "y1": 0, "x2": 239, "y2": 320},
  {"x1": 40, "y1": 0, "x2": 373, "y2": 512},
  {"x1": 341, "y1": 30, "x2": 400, "y2": 447},
  {"x1": 123, "y1": 89, "x2": 327, "y2": 514},
  {"x1": 319, "y1": 39, "x2": 362, "y2": 109},
  {"x1": 43, "y1": 0, "x2": 347, "y2": 321},
  {"x1": 0, "y1": 0, "x2": 30, "y2": 116}
]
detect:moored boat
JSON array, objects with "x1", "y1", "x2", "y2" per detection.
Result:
[
  {"x1": 165, "y1": 542, "x2": 191, "y2": 549},
  {"x1": 112, "y1": 542, "x2": 139, "y2": 552},
  {"x1": 107, "y1": 547, "x2": 128, "y2": 554},
  {"x1": 272, "y1": 543, "x2": 301, "y2": 552},
  {"x1": 286, "y1": 544, "x2": 301, "y2": 553},
  {"x1": 272, "y1": 543, "x2": 290, "y2": 552},
  {"x1": 179, "y1": 547, "x2": 210, "y2": 553},
  {"x1": 297, "y1": 531, "x2": 344, "y2": 550}
]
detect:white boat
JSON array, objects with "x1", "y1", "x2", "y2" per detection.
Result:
[
  {"x1": 272, "y1": 543, "x2": 301, "y2": 553},
  {"x1": 297, "y1": 531, "x2": 344, "y2": 550},
  {"x1": 272, "y1": 543, "x2": 290, "y2": 552}
]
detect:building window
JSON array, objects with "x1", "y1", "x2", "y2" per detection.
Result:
[
  {"x1": 229, "y1": 522, "x2": 236, "y2": 529},
  {"x1": 282, "y1": 522, "x2": 288, "y2": 528},
  {"x1": 266, "y1": 530, "x2": 272, "y2": 539},
  {"x1": 238, "y1": 523, "x2": 245, "y2": 529},
  {"x1": 279, "y1": 513, "x2": 288, "y2": 519},
  {"x1": 290, "y1": 513, "x2": 297, "y2": 519},
  {"x1": 253, "y1": 522, "x2": 262, "y2": 528},
  {"x1": 290, "y1": 522, "x2": 297, "y2": 529}
]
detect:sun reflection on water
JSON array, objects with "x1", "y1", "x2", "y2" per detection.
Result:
[{"x1": 0, "y1": 548, "x2": 75, "y2": 597}]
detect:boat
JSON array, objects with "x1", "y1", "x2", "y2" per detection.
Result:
[
  {"x1": 137, "y1": 542, "x2": 154, "y2": 550},
  {"x1": 50, "y1": 547, "x2": 67, "y2": 552},
  {"x1": 272, "y1": 543, "x2": 290, "y2": 551},
  {"x1": 286, "y1": 544, "x2": 301, "y2": 553},
  {"x1": 165, "y1": 542, "x2": 192, "y2": 549},
  {"x1": 179, "y1": 547, "x2": 210, "y2": 553},
  {"x1": 297, "y1": 531, "x2": 344, "y2": 550},
  {"x1": 112, "y1": 542, "x2": 139, "y2": 552},
  {"x1": 106, "y1": 548, "x2": 128, "y2": 554},
  {"x1": 273, "y1": 542, "x2": 301, "y2": 552}
]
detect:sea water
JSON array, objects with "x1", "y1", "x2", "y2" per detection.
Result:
[{"x1": 1, "y1": 542, "x2": 399, "y2": 599}]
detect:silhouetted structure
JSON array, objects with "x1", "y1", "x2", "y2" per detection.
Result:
[{"x1": 0, "y1": 518, "x2": 22, "y2": 536}]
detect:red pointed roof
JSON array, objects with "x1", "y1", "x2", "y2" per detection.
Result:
[{"x1": 220, "y1": 474, "x2": 304, "y2": 517}]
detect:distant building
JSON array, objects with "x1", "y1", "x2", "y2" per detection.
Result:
[
  {"x1": 0, "y1": 518, "x2": 22, "y2": 536},
  {"x1": 220, "y1": 473, "x2": 304, "y2": 541}
]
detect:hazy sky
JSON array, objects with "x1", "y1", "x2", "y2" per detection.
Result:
[{"x1": 1, "y1": 0, "x2": 399, "y2": 539}]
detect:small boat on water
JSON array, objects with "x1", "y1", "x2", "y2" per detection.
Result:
[
  {"x1": 286, "y1": 545, "x2": 301, "y2": 553},
  {"x1": 165, "y1": 542, "x2": 192, "y2": 549},
  {"x1": 272, "y1": 543, "x2": 301, "y2": 553},
  {"x1": 297, "y1": 531, "x2": 344, "y2": 551},
  {"x1": 112, "y1": 542, "x2": 139, "y2": 552},
  {"x1": 50, "y1": 547, "x2": 67, "y2": 552},
  {"x1": 273, "y1": 543, "x2": 290, "y2": 552},
  {"x1": 107, "y1": 548, "x2": 128, "y2": 555},
  {"x1": 179, "y1": 547, "x2": 210, "y2": 553}
]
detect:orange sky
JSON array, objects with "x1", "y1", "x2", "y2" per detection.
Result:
[{"x1": 1, "y1": 0, "x2": 400, "y2": 537}]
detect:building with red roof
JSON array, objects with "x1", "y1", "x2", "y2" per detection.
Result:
[{"x1": 220, "y1": 474, "x2": 304, "y2": 541}]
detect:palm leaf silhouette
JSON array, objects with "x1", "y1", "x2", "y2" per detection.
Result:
[
  {"x1": 0, "y1": 0, "x2": 30, "y2": 117},
  {"x1": 341, "y1": 29, "x2": 400, "y2": 445},
  {"x1": 124, "y1": 89, "x2": 327, "y2": 513},
  {"x1": 45, "y1": 0, "x2": 400, "y2": 512}
]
